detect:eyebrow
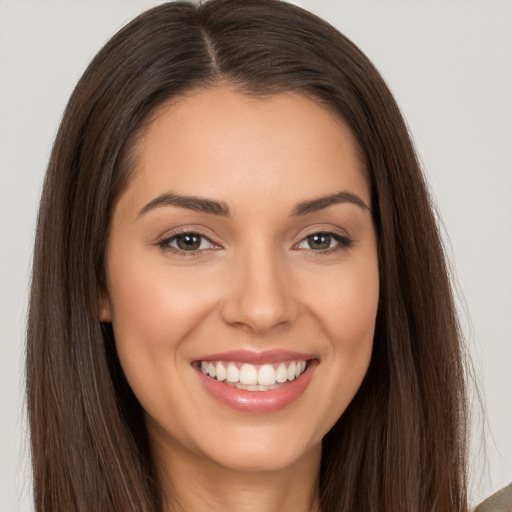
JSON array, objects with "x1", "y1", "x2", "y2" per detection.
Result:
[
  {"x1": 138, "y1": 193, "x2": 230, "y2": 217},
  {"x1": 291, "y1": 191, "x2": 371, "y2": 215},
  {"x1": 138, "y1": 190, "x2": 370, "y2": 218}
]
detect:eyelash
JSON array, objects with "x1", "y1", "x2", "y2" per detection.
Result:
[
  {"x1": 157, "y1": 229, "x2": 353, "y2": 257},
  {"x1": 157, "y1": 230, "x2": 219, "y2": 257},
  {"x1": 294, "y1": 230, "x2": 353, "y2": 255}
]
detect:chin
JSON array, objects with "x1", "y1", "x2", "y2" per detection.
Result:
[{"x1": 197, "y1": 427, "x2": 320, "y2": 474}]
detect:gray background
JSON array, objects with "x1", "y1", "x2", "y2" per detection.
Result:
[{"x1": 1, "y1": 0, "x2": 510, "y2": 510}]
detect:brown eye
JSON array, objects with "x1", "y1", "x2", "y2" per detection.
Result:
[
  {"x1": 296, "y1": 231, "x2": 352, "y2": 252},
  {"x1": 307, "y1": 233, "x2": 332, "y2": 250},
  {"x1": 159, "y1": 232, "x2": 216, "y2": 253},
  {"x1": 175, "y1": 233, "x2": 202, "y2": 251}
]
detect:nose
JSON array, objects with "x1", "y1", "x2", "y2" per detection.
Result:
[{"x1": 220, "y1": 246, "x2": 298, "y2": 334}]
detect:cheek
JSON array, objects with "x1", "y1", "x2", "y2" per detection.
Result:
[
  {"x1": 332, "y1": 272, "x2": 378, "y2": 389},
  {"x1": 305, "y1": 256, "x2": 379, "y2": 351},
  {"x1": 107, "y1": 256, "x2": 217, "y2": 343},
  {"x1": 104, "y1": 254, "x2": 223, "y2": 420},
  {"x1": 331, "y1": 269, "x2": 379, "y2": 344},
  {"x1": 309, "y1": 253, "x2": 379, "y2": 409},
  {"x1": 104, "y1": 252, "x2": 217, "y2": 393}
]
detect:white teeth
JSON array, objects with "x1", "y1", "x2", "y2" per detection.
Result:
[
  {"x1": 226, "y1": 363, "x2": 239, "y2": 383},
  {"x1": 287, "y1": 361, "x2": 296, "y2": 381},
  {"x1": 257, "y1": 364, "x2": 276, "y2": 385},
  {"x1": 239, "y1": 364, "x2": 258, "y2": 385},
  {"x1": 234, "y1": 382, "x2": 281, "y2": 391},
  {"x1": 199, "y1": 359, "x2": 309, "y2": 390},
  {"x1": 216, "y1": 362, "x2": 226, "y2": 382},
  {"x1": 276, "y1": 363, "x2": 288, "y2": 383}
]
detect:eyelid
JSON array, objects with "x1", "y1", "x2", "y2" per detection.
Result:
[
  {"x1": 157, "y1": 228, "x2": 222, "y2": 256},
  {"x1": 293, "y1": 227, "x2": 353, "y2": 253},
  {"x1": 155, "y1": 224, "x2": 221, "y2": 245},
  {"x1": 155, "y1": 225, "x2": 353, "y2": 256},
  {"x1": 168, "y1": 233, "x2": 215, "y2": 250}
]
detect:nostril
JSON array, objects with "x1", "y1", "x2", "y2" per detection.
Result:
[{"x1": 221, "y1": 294, "x2": 297, "y2": 333}]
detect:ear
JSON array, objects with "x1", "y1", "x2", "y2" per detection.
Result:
[{"x1": 99, "y1": 291, "x2": 112, "y2": 322}]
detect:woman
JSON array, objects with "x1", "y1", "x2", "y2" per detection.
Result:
[{"x1": 26, "y1": 0, "x2": 470, "y2": 510}]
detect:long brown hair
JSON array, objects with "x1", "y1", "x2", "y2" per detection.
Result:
[{"x1": 26, "y1": 1, "x2": 468, "y2": 510}]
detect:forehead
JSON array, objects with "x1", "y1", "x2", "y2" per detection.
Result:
[{"x1": 122, "y1": 86, "x2": 369, "y2": 212}]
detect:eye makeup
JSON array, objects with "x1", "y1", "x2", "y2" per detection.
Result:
[{"x1": 157, "y1": 227, "x2": 354, "y2": 258}]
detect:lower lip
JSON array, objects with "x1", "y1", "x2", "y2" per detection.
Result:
[{"x1": 195, "y1": 361, "x2": 317, "y2": 413}]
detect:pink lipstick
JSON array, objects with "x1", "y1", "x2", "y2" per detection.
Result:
[{"x1": 192, "y1": 350, "x2": 317, "y2": 413}]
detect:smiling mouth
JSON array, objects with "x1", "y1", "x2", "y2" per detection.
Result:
[{"x1": 194, "y1": 360, "x2": 309, "y2": 391}]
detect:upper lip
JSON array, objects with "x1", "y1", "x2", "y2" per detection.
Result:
[{"x1": 192, "y1": 349, "x2": 316, "y2": 365}]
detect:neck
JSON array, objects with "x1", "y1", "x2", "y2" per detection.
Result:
[{"x1": 153, "y1": 436, "x2": 322, "y2": 512}]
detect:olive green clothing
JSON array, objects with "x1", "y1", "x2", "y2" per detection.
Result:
[{"x1": 475, "y1": 483, "x2": 512, "y2": 512}]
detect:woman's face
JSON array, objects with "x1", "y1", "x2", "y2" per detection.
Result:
[{"x1": 102, "y1": 87, "x2": 379, "y2": 474}]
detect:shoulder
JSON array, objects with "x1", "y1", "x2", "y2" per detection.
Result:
[{"x1": 474, "y1": 483, "x2": 512, "y2": 512}]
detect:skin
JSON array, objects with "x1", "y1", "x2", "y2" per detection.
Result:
[{"x1": 102, "y1": 86, "x2": 379, "y2": 512}]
